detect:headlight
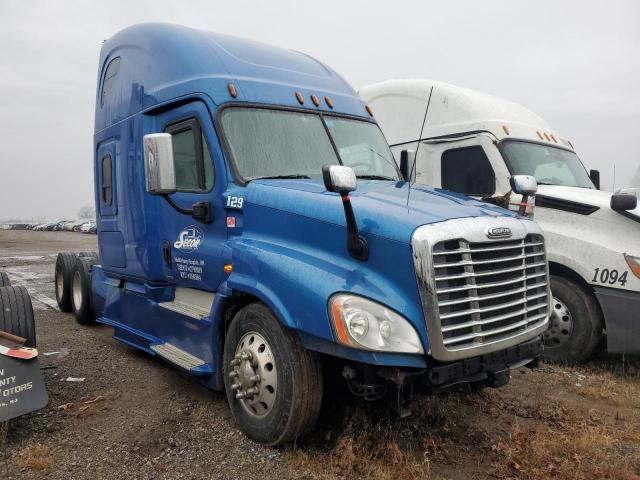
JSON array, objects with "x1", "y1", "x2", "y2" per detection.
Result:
[
  {"x1": 329, "y1": 294, "x2": 424, "y2": 354},
  {"x1": 625, "y1": 254, "x2": 640, "y2": 279}
]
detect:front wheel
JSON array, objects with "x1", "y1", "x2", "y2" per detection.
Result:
[
  {"x1": 223, "y1": 303, "x2": 323, "y2": 446},
  {"x1": 542, "y1": 276, "x2": 603, "y2": 364}
]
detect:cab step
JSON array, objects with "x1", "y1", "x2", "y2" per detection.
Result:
[
  {"x1": 158, "y1": 287, "x2": 214, "y2": 320},
  {"x1": 150, "y1": 342, "x2": 212, "y2": 376}
]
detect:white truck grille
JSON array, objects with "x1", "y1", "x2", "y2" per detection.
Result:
[{"x1": 412, "y1": 217, "x2": 550, "y2": 361}]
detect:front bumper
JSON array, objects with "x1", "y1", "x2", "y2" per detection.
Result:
[
  {"x1": 595, "y1": 286, "x2": 640, "y2": 354},
  {"x1": 417, "y1": 335, "x2": 543, "y2": 390}
]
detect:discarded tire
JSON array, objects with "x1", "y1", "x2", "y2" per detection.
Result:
[
  {"x1": 0, "y1": 286, "x2": 36, "y2": 347},
  {"x1": 0, "y1": 272, "x2": 10, "y2": 287},
  {"x1": 0, "y1": 286, "x2": 37, "y2": 448},
  {"x1": 71, "y1": 256, "x2": 98, "y2": 325}
]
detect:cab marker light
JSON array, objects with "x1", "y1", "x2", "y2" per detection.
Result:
[
  {"x1": 536, "y1": 131, "x2": 544, "y2": 140},
  {"x1": 550, "y1": 134, "x2": 557, "y2": 143},
  {"x1": 329, "y1": 294, "x2": 423, "y2": 354},
  {"x1": 543, "y1": 132, "x2": 551, "y2": 141},
  {"x1": 311, "y1": 94, "x2": 320, "y2": 107},
  {"x1": 295, "y1": 91, "x2": 304, "y2": 105},
  {"x1": 228, "y1": 83, "x2": 238, "y2": 98},
  {"x1": 365, "y1": 105, "x2": 373, "y2": 117},
  {"x1": 502, "y1": 125, "x2": 510, "y2": 135},
  {"x1": 625, "y1": 254, "x2": 640, "y2": 279},
  {"x1": 224, "y1": 264, "x2": 233, "y2": 273},
  {"x1": 325, "y1": 96, "x2": 334, "y2": 109}
]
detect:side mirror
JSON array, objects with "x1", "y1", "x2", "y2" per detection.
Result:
[
  {"x1": 510, "y1": 175, "x2": 538, "y2": 196},
  {"x1": 322, "y1": 165, "x2": 368, "y2": 261},
  {"x1": 322, "y1": 165, "x2": 357, "y2": 194},
  {"x1": 144, "y1": 133, "x2": 176, "y2": 194},
  {"x1": 590, "y1": 169, "x2": 601, "y2": 190},
  {"x1": 399, "y1": 150, "x2": 415, "y2": 182},
  {"x1": 510, "y1": 175, "x2": 538, "y2": 217},
  {"x1": 611, "y1": 193, "x2": 638, "y2": 211}
]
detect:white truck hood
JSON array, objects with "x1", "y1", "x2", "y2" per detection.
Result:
[{"x1": 536, "y1": 185, "x2": 640, "y2": 219}]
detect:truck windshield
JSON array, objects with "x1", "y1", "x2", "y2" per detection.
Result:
[
  {"x1": 220, "y1": 108, "x2": 400, "y2": 182},
  {"x1": 502, "y1": 141, "x2": 594, "y2": 189}
]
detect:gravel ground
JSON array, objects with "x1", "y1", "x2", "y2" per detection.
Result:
[{"x1": 1, "y1": 230, "x2": 639, "y2": 480}]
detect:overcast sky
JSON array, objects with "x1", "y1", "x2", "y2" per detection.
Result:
[{"x1": 1, "y1": 0, "x2": 638, "y2": 221}]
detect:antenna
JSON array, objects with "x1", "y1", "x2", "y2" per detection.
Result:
[{"x1": 406, "y1": 86, "x2": 434, "y2": 206}]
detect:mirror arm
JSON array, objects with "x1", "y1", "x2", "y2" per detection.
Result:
[
  {"x1": 161, "y1": 195, "x2": 212, "y2": 224},
  {"x1": 340, "y1": 194, "x2": 369, "y2": 261},
  {"x1": 518, "y1": 193, "x2": 530, "y2": 216}
]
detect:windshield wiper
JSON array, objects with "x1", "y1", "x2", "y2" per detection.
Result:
[
  {"x1": 356, "y1": 175, "x2": 396, "y2": 181},
  {"x1": 250, "y1": 174, "x2": 311, "y2": 182}
]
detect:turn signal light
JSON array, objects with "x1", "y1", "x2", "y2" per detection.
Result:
[
  {"x1": 224, "y1": 264, "x2": 233, "y2": 273},
  {"x1": 625, "y1": 255, "x2": 640, "y2": 279}
]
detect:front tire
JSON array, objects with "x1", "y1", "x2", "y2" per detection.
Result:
[
  {"x1": 223, "y1": 303, "x2": 323, "y2": 446},
  {"x1": 542, "y1": 276, "x2": 603, "y2": 364}
]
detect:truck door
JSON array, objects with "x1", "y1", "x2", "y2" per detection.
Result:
[
  {"x1": 415, "y1": 134, "x2": 512, "y2": 200},
  {"x1": 151, "y1": 101, "x2": 228, "y2": 293}
]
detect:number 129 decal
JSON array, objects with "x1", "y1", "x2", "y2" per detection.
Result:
[
  {"x1": 592, "y1": 267, "x2": 628, "y2": 287},
  {"x1": 226, "y1": 196, "x2": 244, "y2": 209}
]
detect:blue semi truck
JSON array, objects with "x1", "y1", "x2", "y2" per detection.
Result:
[{"x1": 54, "y1": 24, "x2": 551, "y2": 445}]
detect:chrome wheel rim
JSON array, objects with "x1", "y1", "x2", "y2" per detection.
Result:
[
  {"x1": 55, "y1": 267, "x2": 63, "y2": 300},
  {"x1": 72, "y1": 271, "x2": 82, "y2": 311},
  {"x1": 229, "y1": 331, "x2": 277, "y2": 418},
  {"x1": 543, "y1": 296, "x2": 573, "y2": 347}
]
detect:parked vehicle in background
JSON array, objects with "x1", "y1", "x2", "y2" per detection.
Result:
[
  {"x1": 360, "y1": 79, "x2": 640, "y2": 362},
  {"x1": 80, "y1": 221, "x2": 96, "y2": 233},
  {"x1": 55, "y1": 24, "x2": 552, "y2": 445}
]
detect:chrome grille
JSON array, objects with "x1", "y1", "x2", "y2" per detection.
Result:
[
  {"x1": 412, "y1": 216, "x2": 550, "y2": 361},
  {"x1": 433, "y1": 234, "x2": 548, "y2": 350}
]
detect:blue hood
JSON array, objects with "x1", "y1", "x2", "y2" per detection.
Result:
[{"x1": 241, "y1": 179, "x2": 516, "y2": 244}]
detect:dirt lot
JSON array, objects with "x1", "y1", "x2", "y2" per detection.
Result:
[{"x1": 1, "y1": 230, "x2": 639, "y2": 480}]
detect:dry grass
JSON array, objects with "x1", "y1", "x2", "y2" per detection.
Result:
[
  {"x1": 13, "y1": 445, "x2": 55, "y2": 471},
  {"x1": 289, "y1": 361, "x2": 640, "y2": 480}
]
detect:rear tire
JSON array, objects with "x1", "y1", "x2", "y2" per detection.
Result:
[
  {"x1": 55, "y1": 253, "x2": 77, "y2": 312},
  {"x1": 223, "y1": 303, "x2": 323, "y2": 446},
  {"x1": 71, "y1": 257, "x2": 98, "y2": 325},
  {"x1": 542, "y1": 276, "x2": 603, "y2": 364},
  {"x1": 0, "y1": 272, "x2": 10, "y2": 287},
  {"x1": 0, "y1": 286, "x2": 36, "y2": 448}
]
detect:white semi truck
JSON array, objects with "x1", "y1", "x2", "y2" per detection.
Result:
[{"x1": 360, "y1": 79, "x2": 640, "y2": 363}]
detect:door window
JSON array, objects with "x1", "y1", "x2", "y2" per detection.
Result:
[
  {"x1": 441, "y1": 146, "x2": 495, "y2": 196},
  {"x1": 165, "y1": 119, "x2": 214, "y2": 192},
  {"x1": 101, "y1": 154, "x2": 113, "y2": 206}
]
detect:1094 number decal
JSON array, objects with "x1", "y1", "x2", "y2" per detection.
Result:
[{"x1": 592, "y1": 268, "x2": 628, "y2": 287}]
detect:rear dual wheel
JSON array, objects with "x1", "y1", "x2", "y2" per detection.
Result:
[
  {"x1": 71, "y1": 257, "x2": 98, "y2": 325},
  {"x1": 55, "y1": 252, "x2": 98, "y2": 314},
  {"x1": 223, "y1": 303, "x2": 323, "y2": 446}
]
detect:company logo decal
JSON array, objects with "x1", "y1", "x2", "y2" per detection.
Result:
[
  {"x1": 174, "y1": 226, "x2": 204, "y2": 253},
  {"x1": 486, "y1": 227, "x2": 512, "y2": 239}
]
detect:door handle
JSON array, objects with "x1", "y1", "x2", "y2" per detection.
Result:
[{"x1": 162, "y1": 241, "x2": 172, "y2": 270}]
